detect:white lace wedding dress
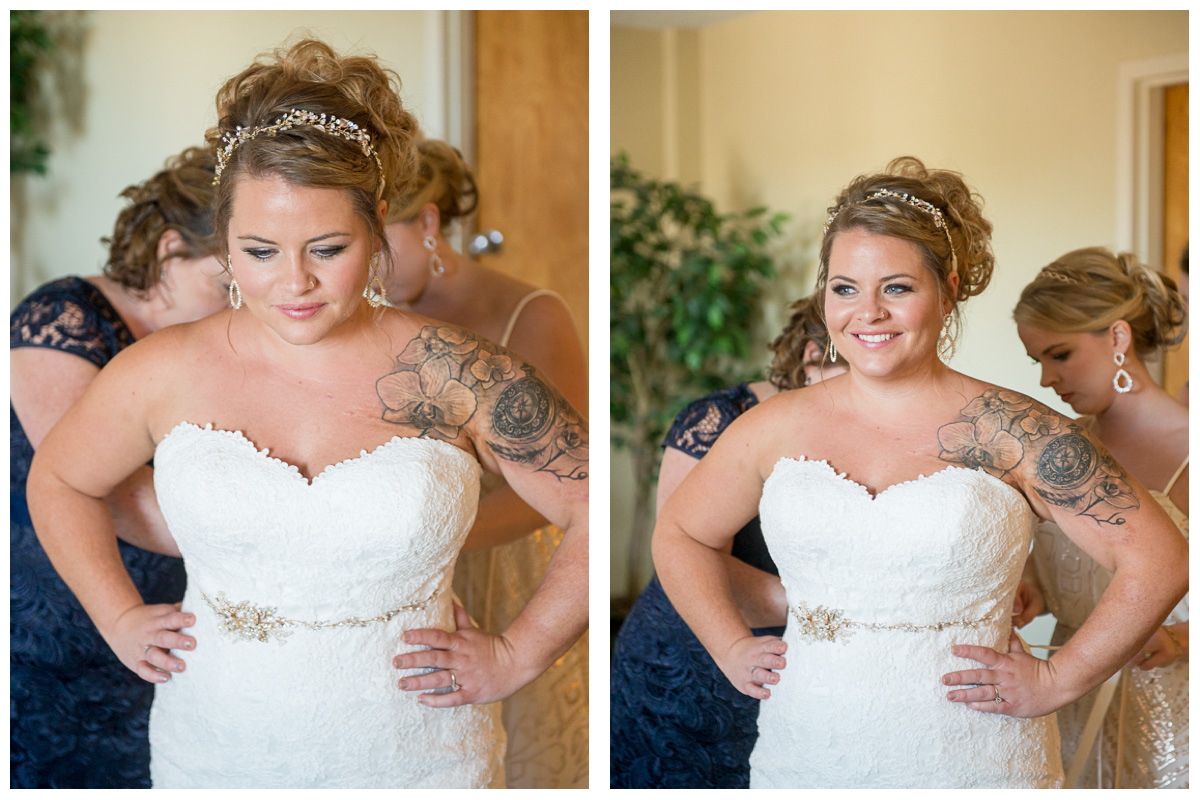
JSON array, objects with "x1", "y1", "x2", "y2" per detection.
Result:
[
  {"x1": 750, "y1": 457, "x2": 1062, "y2": 788},
  {"x1": 148, "y1": 422, "x2": 506, "y2": 788}
]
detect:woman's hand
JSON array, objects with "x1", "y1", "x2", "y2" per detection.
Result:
[
  {"x1": 716, "y1": 635, "x2": 787, "y2": 700},
  {"x1": 941, "y1": 633, "x2": 1066, "y2": 719},
  {"x1": 1011, "y1": 579, "x2": 1045, "y2": 629},
  {"x1": 1128, "y1": 623, "x2": 1188, "y2": 670},
  {"x1": 108, "y1": 602, "x2": 196, "y2": 683},
  {"x1": 394, "y1": 603, "x2": 534, "y2": 708}
]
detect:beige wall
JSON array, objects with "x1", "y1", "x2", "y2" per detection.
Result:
[
  {"x1": 13, "y1": 11, "x2": 449, "y2": 304},
  {"x1": 611, "y1": 10, "x2": 1187, "y2": 596}
]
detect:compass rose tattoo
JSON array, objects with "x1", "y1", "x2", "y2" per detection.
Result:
[
  {"x1": 375, "y1": 325, "x2": 588, "y2": 482},
  {"x1": 937, "y1": 387, "x2": 1138, "y2": 527}
]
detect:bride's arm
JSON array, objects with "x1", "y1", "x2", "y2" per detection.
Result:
[
  {"x1": 939, "y1": 392, "x2": 1187, "y2": 717},
  {"x1": 383, "y1": 325, "x2": 586, "y2": 706},
  {"x1": 27, "y1": 335, "x2": 196, "y2": 683},
  {"x1": 657, "y1": 446, "x2": 787, "y2": 629},
  {"x1": 652, "y1": 406, "x2": 787, "y2": 698}
]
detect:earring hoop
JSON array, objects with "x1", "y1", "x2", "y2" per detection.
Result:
[
  {"x1": 227, "y1": 255, "x2": 243, "y2": 310},
  {"x1": 827, "y1": 339, "x2": 838, "y2": 363},
  {"x1": 938, "y1": 314, "x2": 956, "y2": 362},
  {"x1": 366, "y1": 251, "x2": 387, "y2": 308},
  {"x1": 1113, "y1": 352, "x2": 1133, "y2": 393},
  {"x1": 424, "y1": 235, "x2": 445, "y2": 276}
]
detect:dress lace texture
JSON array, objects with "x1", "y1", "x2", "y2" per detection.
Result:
[
  {"x1": 149, "y1": 423, "x2": 505, "y2": 788},
  {"x1": 10, "y1": 277, "x2": 185, "y2": 789},
  {"x1": 751, "y1": 458, "x2": 1063, "y2": 788}
]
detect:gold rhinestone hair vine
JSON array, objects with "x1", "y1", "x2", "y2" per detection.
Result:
[
  {"x1": 824, "y1": 188, "x2": 957, "y2": 272},
  {"x1": 212, "y1": 108, "x2": 385, "y2": 191},
  {"x1": 1039, "y1": 269, "x2": 1076, "y2": 284}
]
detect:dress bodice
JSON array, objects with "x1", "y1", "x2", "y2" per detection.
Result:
[
  {"x1": 153, "y1": 422, "x2": 480, "y2": 614},
  {"x1": 760, "y1": 458, "x2": 1034, "y2": 627},
  {"x1": 148, "y1": 422, "x2": 504, "y2": 788},
  {"x1": 751, "y1": 456, "x2": 1061, "y2": 789}
]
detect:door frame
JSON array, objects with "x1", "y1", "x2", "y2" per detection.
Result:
[{"x1": 1115, "y1": 51, "x2": 1187, "y2": 267}]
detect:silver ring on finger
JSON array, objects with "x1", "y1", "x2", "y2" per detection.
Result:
[
  {"x1": 449, "y1": 671, "x2": 459, "y2": 692},
  {"x1": 143, "y1": 645, "x2": 153, "y2": 656},
  {"x1": 993, "y1": 685, "x2": 1003, "y2": 704},
  {"x1": 750, "y1": 666, "x2": 758, "y2": 679}
]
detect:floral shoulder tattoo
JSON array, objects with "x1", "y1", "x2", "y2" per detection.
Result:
[
  {"x1": 937, "y1": 388, "x2": 1138, "y2": 527},
  {"x1": 374, "y1": 325, "x2": 588, "y2": 482}
]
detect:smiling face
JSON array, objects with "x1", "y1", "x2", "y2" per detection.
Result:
[
  {"x1": 1017, "y1": 324, "x2": 1121, "y2": 415},
  {"x1": 824, "y1": 229, "x2": 954, "y2": 379},
  {"x1": 227, "y1": 174, "x2": 377, "y2": 346}
]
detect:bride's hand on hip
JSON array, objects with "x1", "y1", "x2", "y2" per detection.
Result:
[
  {"x1": 109, "y1": 602, "x2": 196, "y2": 683},
  {"x1": 942, "y1": 632, "x2": 1062, "y2": 718},
  {"x1": 394, "y1": 603, "x2": 526, "y2": 708},
  {"x1": 719, "y1": 635, "x2": 787, "y2": 700}
]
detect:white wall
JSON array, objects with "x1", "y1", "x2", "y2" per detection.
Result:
[
  {"x1": 13, "y1": 10, "x2": 451, "y2": 304},
  {"x1": 611, "y1": 10, "x2": 1187, "y2": 597}
]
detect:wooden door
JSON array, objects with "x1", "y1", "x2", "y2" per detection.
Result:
[
  {"x1": 474, "y1": 11, "x2": 589, "y2": 359},
  {"x1": 1162, "y1": 82, "x2": 1187, "y2": 400}
]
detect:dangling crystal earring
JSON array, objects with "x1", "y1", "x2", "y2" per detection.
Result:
[
  {"x1": 227, "y1": 255, "x2": 243, "y2": 309},
  {"x1": 424, "y1": 235, "x2": 444, "y2": 276},
  {"x1": 827, "y1": 339, "x2": 838, "y2": 363},
  {"x1": 1113, "y1": 352, "x2": 1133, "y2": 393},
  {"x1": 365, "y1": 251, "x2": 387, "y2": 308},
  {"x1": 938, "y1": 314, "x2": 956, "y2": 362}
]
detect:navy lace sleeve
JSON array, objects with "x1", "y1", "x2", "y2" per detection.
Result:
[
  {"x1": 10, "y1": 276, "x2": 134, "y2": 368},
  {"x1": 663, "y1": 383, "x2": 758, "y2": 458}
]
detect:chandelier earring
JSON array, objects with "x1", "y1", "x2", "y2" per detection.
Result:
[
  {"x1": 1112, "y1": 351, "x2": 1133, "y2": 394},
  {"x1": 227, "y1": 255, "x2": 243, "y2": 310},
  {"x1": 827, "y1": 339, "x2": 838, "y2": 363},
  {"x1": 424, "y1": 235, "x2": 445, "y2": 276},
  {"x1": 365, "y1": 251, "x2": 387, "y2": 308},
  {"x1": 937, "y1": 314, "x2": 956, "y2": 362}
]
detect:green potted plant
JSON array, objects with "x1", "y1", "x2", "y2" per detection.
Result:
[
  {"x1": 11, "y1": 10, "x2": 54, "y2": 174},
  {"x1": 611, "y1": 152, "x2": 787, "y2": 612}
]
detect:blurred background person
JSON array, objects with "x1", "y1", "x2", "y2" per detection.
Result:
[{"x1": 1015, "y1": 246, "x2": 1188, "y2": 789}]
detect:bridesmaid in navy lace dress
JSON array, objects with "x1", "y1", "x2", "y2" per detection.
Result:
[
  {"x1": 610, "y1": 295, "x2": 846, "y2": 788},
  {"x1": 10, "y1": 147, "x2": 230, "y2": 788}
]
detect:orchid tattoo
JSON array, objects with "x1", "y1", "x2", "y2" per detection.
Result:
[
  {"x1": 938, "y1": 388, "x2": 1138, "y2": 527},
  {"x1": 376, "y1": 325, "x2": 588, "y2": 482}
]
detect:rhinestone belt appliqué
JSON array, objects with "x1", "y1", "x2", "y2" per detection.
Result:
[
  {"x1": 789, "y1": 601, "x2": 1002, "y2": 644},
  {"x1": 201, "y1": 590, "x2": 437, "y2": 644}
]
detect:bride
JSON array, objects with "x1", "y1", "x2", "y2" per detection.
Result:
[
  {"x1": 652, "y1": 157, "x2": 1187, "y2": 788},
  {"x1": 27, "y1": 40, "x2": 587, "y2": 789}
]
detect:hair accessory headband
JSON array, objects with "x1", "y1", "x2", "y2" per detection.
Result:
[
  {"x1": 824, "y1": 189, "x2": 957, "y2": 273},
  {"x1": 1039, "y1": 269, "x2": 1076, "y2": 284},
  {"x1": 213, "y1": 108, "x2": 385, "y2": 191}
]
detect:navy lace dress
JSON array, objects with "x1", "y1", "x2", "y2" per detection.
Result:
[
  {"x1": 610, "y1": 383, "x2": 786, "y2": 788},
  {"x1": 10, "y1": 277, "x2": 187, "y2": 788}
]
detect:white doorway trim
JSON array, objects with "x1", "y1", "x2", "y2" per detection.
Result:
[{"x1": 1115, "y1": 52, "x2": 1187, "y2": 267}]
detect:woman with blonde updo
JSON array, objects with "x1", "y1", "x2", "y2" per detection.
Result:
[
  {"x1": 653, "y1": 157, "x2": 1186, "y2": 788},
  {"x1": 382, "y1": 139, "x2": 588, "y2": 788},
  {"x1": 1014, "y1": 247, "x2": 1188, "y2": 788},
  {"x1": 11, "y1": 144, "x2": 227, "y2": 788},
  {"x1": 28, "y1": 40, "x2": 587, "y2": 789},
  {"x1": 610, "y1": 293, "x2": 845, "y2": 789}
]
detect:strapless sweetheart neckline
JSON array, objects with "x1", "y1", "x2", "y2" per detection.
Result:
[
  {"x1": 768, "y1": 455, "x2": 1027, "y2": 505},
  {"x1": 161, "y1": 421, "x2": 477, "y2": 486}
]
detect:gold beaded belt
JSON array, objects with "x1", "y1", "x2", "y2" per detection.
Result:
[
  {"x1": 201, "y1": 590, "x2": 437, "y2": 644},
  {"x1": 789, "y1": 601, "x2": 1002, "y2": 644}
]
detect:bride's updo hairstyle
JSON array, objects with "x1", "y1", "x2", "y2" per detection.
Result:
[
  {"x1": 386, "y1": 139, "x2": 479, "y2": 228},
  {"x1": 1013, "y1": 247, "x2": 1187, "y2": 359},
  {"x1": 768, "y1": 293, "x2": 833, "y2": 389},
  {"x1": 207, "y1": 39, "x2": 421, "y2": 260},
  {"x1": 818, "y1": 156, "x2": 995, "y2": 347},
  {"x1": 102, "y1": 146, "x2": 218, "y2": 294}
]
